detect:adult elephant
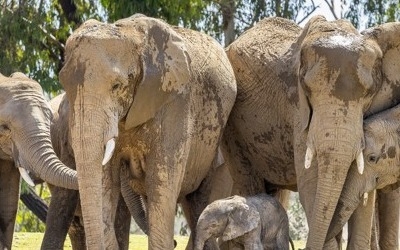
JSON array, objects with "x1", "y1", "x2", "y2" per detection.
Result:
[
  {"x1": 59, "y1": 14, "x2": 236, "y2": 249},
  {"x1": 223, "y1": 16, "x2": 400, "y2": 249},
  {"x1": 0, "y1": 72, "x2": 78, "y2": 249}
]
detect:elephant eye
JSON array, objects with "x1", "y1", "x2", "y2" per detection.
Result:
[
  {"x1": 0, "y1": 124, "x2": 10, "y2": 133},
  {"x1": 367, "y1": 154, "x2": 379, "y2": 164},
  {"x1": 111, "y1": 83, "x2": 120, "y2": 92},
  {"x1": 0, "y1": 124, "x2": 11, "y2": 138}
]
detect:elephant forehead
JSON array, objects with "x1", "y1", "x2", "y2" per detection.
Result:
[
  {"x1": 63, "y1": 39, "x2": 134, "y2": 87},
  {"x1": 302, "y1": 36, "x2": 378, "y2": 102}
]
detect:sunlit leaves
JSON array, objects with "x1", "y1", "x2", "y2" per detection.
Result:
[{"x1": 344, "y1": 0, "x2": 400, "y2": 29}]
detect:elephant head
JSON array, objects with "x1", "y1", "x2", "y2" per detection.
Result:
[
  {"x1": 194, "y1": 195, "x2": 260, "y2": 250},
  {"x1": 327, "y1": 103, "x2": 400, "y2": 240},
  {"x1": 0, "y1": 72, "x2": 77, "y2": 189},
  {"x1": 295, "y1": 16, "x2": 400, "y2": 248}
]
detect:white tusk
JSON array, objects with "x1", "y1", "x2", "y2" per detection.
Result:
[
  {"x1": 305, "y1": 147, "x2": 314, "y2": 169},
  {"x1": 19, "y1": 167, "x2": 35, "y2": 187},
  {"x1": 102, "y1": 138, "x2": 116, "y2": 166},
  {"x1": 356, "y1": 151, "x2": 364, "y2": 175},
  {"x1": 363, "y1": 192, "x2": 368, "y2": 206}
]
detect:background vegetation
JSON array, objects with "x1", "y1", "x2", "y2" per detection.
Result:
[{"x1": 1, "y1": 0, "x2": 398, "y2": 240}]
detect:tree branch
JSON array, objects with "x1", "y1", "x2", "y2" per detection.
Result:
[
  {"x1": 297, "y1": 5, "x2": 319, "y2": 25},
  {"x1": 324, "y1": 0, "x2": 339, "y2": 19}
]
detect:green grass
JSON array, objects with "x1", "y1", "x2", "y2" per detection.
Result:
[
  {"x1": 12, "y1": 233, "x2": 306, "y2": 249},
  {"x1": 12, "y1": 233, "x2": 189, "y2": 250}
]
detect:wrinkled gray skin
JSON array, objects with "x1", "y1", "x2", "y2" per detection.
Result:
[
  {"x1": 223, "y1": 16, "x2": 400, "y2": 249},
  {"x1": 41, "y1": 93, "x2": 148, "y2": 250},
  {"x1": 0, "y1": 73, "x2": 78, "y2": 250},
  {"x1": 59, "y1": 14, "x2": 236, "y2": 249},
  {"x1": 327, "y1": 103, "x2": 400, "y2": 249},
  {"x1": 372, "y1": 189, "x2": 400, "y2": 250},
  {"x1": 194, "y1": 194, "x2": 290, "y2": 250}
]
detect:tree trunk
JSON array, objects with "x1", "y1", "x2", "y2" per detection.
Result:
[
  {"x1": 220, "y1": 0, "x2": 235, "y2": 46},
  {"x1": 20, "y1": 187, "x2": 48, "y2": 223}
]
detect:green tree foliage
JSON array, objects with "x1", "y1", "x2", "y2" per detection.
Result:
[
  {"x1": 100, "y1": 0, "x2": 209, "y2": 29},
  {"x1": 1, "y1": 0, "x2": 400, "y2": 93},
  {"x1": 342, "y1": 0, "x2": 400, "y2": 29},
  {"x1": 0, "y1": 0, "x2": 101, "y2": 94},
  {"x1": 202, "y1": 0, "x2": 318, "y2": 45}
]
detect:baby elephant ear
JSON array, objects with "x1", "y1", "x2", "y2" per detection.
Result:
[
  {"x1": 221, "y1": 202, "x2": 260, "y2": 242},
  {"x1": 125, "y1": 17, "x2": 191, "y2": 130}
]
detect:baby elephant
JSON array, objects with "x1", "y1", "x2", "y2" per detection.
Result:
[{"x1": 194, "y1": 193, "x2": 290, "y2": 250}]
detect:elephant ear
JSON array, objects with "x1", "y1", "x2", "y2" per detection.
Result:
[
  {"x1": 294, "y1": 16, "x2": 327, "y2": 131},
  {"x1": 125, "y1": 17, "x2": 191, "y2": 130},
  {"x1": 362, "y1": 22, "x2": 400, "y2": 92},
  {"x1": 221, "y1": 199, "x2": 260, "y2": 242}
]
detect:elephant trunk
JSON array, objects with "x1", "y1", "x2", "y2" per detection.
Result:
[
  {"x1": 306, "y1": 108, "x2": 363, "y2": 249},
  {"x1": 327, "y1": 164, "x2": 371, "y2": 240},
  {"x1": 16, "y1": 120, "x2": 78, "y2": 190},
  {"x1": 120, "y1": 162, "x2": 148, "y2": 234},
  {"x1": 193, "y1": 230, "x2": 209, "y2": 250},
  {"x1": 71, "y1": 107, "x2": 107, "y2": 249}
]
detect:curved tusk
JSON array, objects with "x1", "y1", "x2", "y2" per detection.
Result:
[
  {"x1": 356, "y1": 151, "x2": 364, "y2": 175},
  {"x1": 19, "y1": 167, "x2": 35, "y2": 187},
  {"x1": 102, "y1": 138, "x2": 116, "y2": 166},
  {"x1": 305, "y1": 147, "x2": 314, "y2": 169},
  {"x1": 363, "y1": 192, "x2": 368, "y2": 206}
]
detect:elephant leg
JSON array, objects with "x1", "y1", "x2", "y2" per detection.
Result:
[
  {"x1": 41, "y1": 185, "x2": 79, "y2": 250},
  {"x1": 347, "y1": 190, "x2": 376, "y2": 249},
  {"x1": 114, "y1": 193, "x2": 131, "y2": 250},
  {"x1": 68, "y1": 215, "x2": 86, "y2": 250},
  {"x1": 377, "y1": 188, "x2": 400, "y2": 250},
  {"x1": 183, "y1": 162, "x2": 232, "y2": 250},
  {"x1": 273, "y1": 189, "x2": 291, "y2": 210},
  {"x1": 0, "y1": 160, "x2": 19, "y2": 249}
]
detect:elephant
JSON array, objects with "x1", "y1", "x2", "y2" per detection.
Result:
[
  {"x1": 194, "y1": 194, "x2": 290, "y2": 250},
  {"x1": 222, "y1": 15, "x2": 400, "y2": 249},
  {"x1": 40, "y1": 92, "x2": 148, "y2": 250},
  {"x1": 58, "y1": 14, "x2": 237, "y2": 249},
  {"x1": 0, "y1": 72, "x2": 78, "y2": 249},
  {"x1": 326, "y1": 102, "x2": 400, "y2": 249}
]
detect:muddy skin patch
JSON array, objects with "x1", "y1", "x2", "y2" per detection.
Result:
[
  {"x1": 313, "y1": 45, "x2": 366, "y2": 102},
  {"x1": 60, "y1": 57, "x2": 86, "y2": 107},
  {"x1": 387, "y1": 146, "x2": 396, "y2": 158},
  {"x1": 146, "y1": 25, "x2": 169, "y2": 81}
]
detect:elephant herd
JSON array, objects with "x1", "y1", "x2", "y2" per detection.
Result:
[{"x1": 1, "y1": 13, "x2": 400, "y2": 250}]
